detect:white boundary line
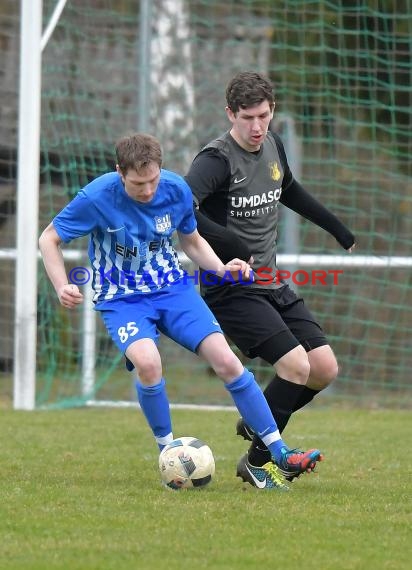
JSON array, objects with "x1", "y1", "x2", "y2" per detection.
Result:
[
  {"x1": 86, "y1": 400, "x2": 237, "y2": 412},
  {"x1": 37, "y1": 400, "x2": 237, "y2": 412}
]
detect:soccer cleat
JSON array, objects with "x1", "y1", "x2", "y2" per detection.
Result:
[
  {"x1": 276, "y1": 447, "x2": 324, "y2": 481},
  {"x1": 235, "y1": 417, "x2": 254, "y2": 441},
  {"x1": 236, "y1": 453, "x2": 289, "y2": 491}
]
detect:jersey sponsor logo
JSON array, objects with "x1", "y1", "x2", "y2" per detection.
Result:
[
  {"x1": 269, "y1": 161, "x2": 281, "y2": 181},
  {"x1": 115, "y1": 243, "x2": 138, "y2": 259},
  {"x1": 154, "y1": 213, "x2": 172, "y2": 233},
  {"x1": 231, "y1": 188, "x2": 282, "y2": 209},
  {"x1": 233, "y1": 176, "x2": 247, "y2": 184},
  {"x1": 115, "y1": 238, "x2": 168, "y2": 259}
]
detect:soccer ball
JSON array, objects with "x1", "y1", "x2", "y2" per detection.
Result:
[{"x1": 159, "y1": 436, "x2": 215, "y2": 490}]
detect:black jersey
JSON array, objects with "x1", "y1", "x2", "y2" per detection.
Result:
[
  {"x1": 186, "y1": 130, "x2": 293, "y2": 290},
  {"x1": 186, "y1": 130, "x2": 355, "y2": 294}
]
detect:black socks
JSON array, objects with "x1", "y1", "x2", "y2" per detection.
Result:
[
  {"x1": 293, "y1": 386, "x2": 320, "y2": 412},
  {"x1": 248, "y1": 375, "x2": 310, "y2": 467},
  {"x1": 263, "y1": 375, "x2": 305, "y2": 433}
]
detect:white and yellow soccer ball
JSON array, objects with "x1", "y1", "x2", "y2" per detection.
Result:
[{"x1": 159, "y1": 437, "x2": 215, "y2": 490}]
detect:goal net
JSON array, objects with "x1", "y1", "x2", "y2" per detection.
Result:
[{"x1": 1, "y1": 0, "x2": 411, "y2": 409}]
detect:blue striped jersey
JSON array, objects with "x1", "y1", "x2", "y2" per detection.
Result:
[{"x1": 52, "y1": 170, "x2": 197, "y2": 304}]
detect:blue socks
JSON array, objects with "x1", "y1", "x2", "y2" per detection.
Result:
[
  {"x1": 135, "y1": 378, "x2": 173, "y2": 451},
  {"x1": 136, "y1": 370, "x2": 288, "y2": 462},
  {"x1": 225, "y1": 368, "x2": 287, "y2": 462}
]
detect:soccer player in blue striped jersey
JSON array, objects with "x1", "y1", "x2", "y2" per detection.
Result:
[{"x1": 39, "y1": 132, "x2": 322, "y2": 489}]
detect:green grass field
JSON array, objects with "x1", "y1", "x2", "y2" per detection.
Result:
[{"x1": 1, "y1": 408, "x2": 411, "y2": 570}]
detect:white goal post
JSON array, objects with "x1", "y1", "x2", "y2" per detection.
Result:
[
  {"x1": 14, "y1": 0, "x2": 69, "y2": 410},
  {"x1": 14, "y1": 0, "x2": 43, "y2": 411}
]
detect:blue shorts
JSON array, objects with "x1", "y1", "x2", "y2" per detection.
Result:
[{"x1": 95, "y1": 279, "x2": 223, "y2": 367}]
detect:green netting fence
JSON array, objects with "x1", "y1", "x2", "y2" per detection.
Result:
[{"x1": 0, "y1": 0, "x2": 411, "y2": 409}]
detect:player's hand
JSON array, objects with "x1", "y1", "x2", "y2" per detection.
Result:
[
  {"x1": 224, "y1": 258, "x2": 252, "y2": 281},
  {"x1": 347, "y1": 243, "x2": 356, "y2": 253},
  {"x1": 58, "y1": 284, "x2": 84, "y2": 308}
]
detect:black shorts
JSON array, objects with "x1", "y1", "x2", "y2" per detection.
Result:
[{"x1": 204, "y1": 284, "x2": 328, "y2": 365}]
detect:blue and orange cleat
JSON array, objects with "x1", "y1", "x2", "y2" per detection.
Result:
[{"x1": 276, "y1": 447, "x2": 324, "y2": 481}]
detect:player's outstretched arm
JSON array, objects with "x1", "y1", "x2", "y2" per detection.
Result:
[
  {"x1": 280, "y1": 179, "x2": 355, "y2": 250},
  {"x1": 177, "y1": 229, "x2": 251, "y2": 281},
  {"x1": 38, "y1": 223, "x2": 84, "y2": 308}
]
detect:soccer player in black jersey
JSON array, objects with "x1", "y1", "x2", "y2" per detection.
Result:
[{"x1": 185, "y1": 71, "x2": 355, "y2": 487}]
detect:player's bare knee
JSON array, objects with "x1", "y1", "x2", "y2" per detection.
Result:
[
  {"x1": 211, "y1": 350, "x2": 243, "y2": 382},
  {"x1": 275, "y1": 345, "x2": 310, "y2": 384},
  {"x1": 133, "y1": 358, "x2": 163, "y2": 384},
  {"x1": 309, "y1": 360, "x2": 339, "y2": 390},
  {"x1": 307, "y1": 347, "x2": 339, "y2": 389},
  {"x1": 327, "y1": 360, "x2": 339, "y2": 382}
]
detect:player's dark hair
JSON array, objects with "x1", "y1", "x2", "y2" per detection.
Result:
[
  {"x1": 226, "y1": 71, "x2": 275, "y2": 113},
  {"x1": 115, "y1": 133, "x2": 162, "y2": 174}
]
